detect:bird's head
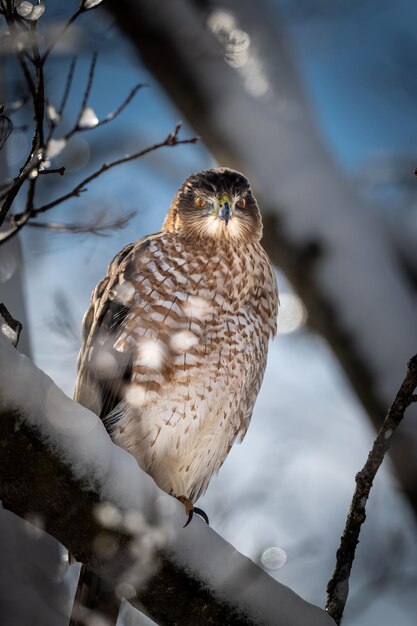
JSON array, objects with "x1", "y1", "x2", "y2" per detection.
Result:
[{"x1": 163, "y1": 168, "x2": 262, "y2": 243}]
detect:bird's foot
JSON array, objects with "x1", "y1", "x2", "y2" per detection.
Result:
[{"x1": 177, "y1": 495, "x2": 209, "y2": 528}]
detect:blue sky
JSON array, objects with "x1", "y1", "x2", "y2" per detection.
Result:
[{"x1": 275, "y1": 0, "x2": 417, "y2": 170}]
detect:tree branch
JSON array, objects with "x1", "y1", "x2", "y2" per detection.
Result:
[
  {"x1": 1, "y1": 125, "x2": 198, "y2": 244},
  {"x1": 326, "y1": 354, "x2": 417, "y2": 624},
  {"x1": 1, "y1": 0, "x2": 144, "y2": 237},
  {"x1": 62, "y1": 53, "x2": 146, "y2": 140},
  {"x1": 0, "y1": 334, "x2": 333, "y2": 626},
  {"x1": 27, "y1": 124, "x2": 197, "y2": 217},
  {"x1": 41, "y1": 5, "x2": 84, "y2": 63},
  {"x1": 26, "y1": 208, "x2": 135, "y2": 236}
]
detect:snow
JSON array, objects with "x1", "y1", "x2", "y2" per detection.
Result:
[
  {"x1": 0, "y1": 332, "x2": 154, "y2": 514},
  {"x1": 0, "y1": 333, "x2": 333, "y2": 625}
]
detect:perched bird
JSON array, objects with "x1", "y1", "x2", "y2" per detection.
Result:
[{"x1": 70, "y1": 167, "x2": 278, "y2": 625}]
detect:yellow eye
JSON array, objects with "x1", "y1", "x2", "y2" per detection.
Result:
[
  {"x1": 195, "y1": 196, "x2": 207, "y2": 208},
  {"x1": 236, "y1": 197, "x2": 246, "y2": 210}
]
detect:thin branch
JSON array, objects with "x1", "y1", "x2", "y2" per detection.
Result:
[
  {"x1": 68, "y1": 50, "x2": 98, "y2": 136},
  {"x1": 27, "y1": 208, "x2": 136, "y2": 236},
  {"x1": 78, "y1": 83, "x2": 147, "y2": 132},
  {"x1": 0, "y1": 152, "x2": 40, "y2": 228},
  {"x1": 33, "y1": 123, "x2": 198, "y2": 216},
  {"x1": 64, "y1": 73, "x2": 146, "y2": 141},
  {"x1": 24, "y1": 176, "x2": 37, "y2": 216},
  {"x1": 1, "y1": 125, "x2": 197, "y2": 244},
  {"x1": 45, "y1": 57, "x2": 76, "y2": 145},
  {"x1": 30, "y1": 21, "x2": 44, "y2": 146},
  {"x1": 0, "y1": 7, "x2": 44, "y2": 227},
  {"x1": 0, "y1": 179, "x2": 12, "y2": 197},
  {"x1": 0, "y1": 108, "x2": 13, "y2": 149},
  {"x1": 0, "y1": 211, "x2": 32, "y2": 243},
  {"x1": 38, "y1": 167, "x2": 65, "y2": 176},
  {"x1": 63, "y1": 52, "x2": 98, "y2": 140},
  {"x1": 42, "y1": 6, "x2": 84, "y2": 63},
  {"x1": 21, "y1": 20, "x2": 45, "y2": 220},
  {"x1": 0, "y1": 149, "x2": 41, "y2": 210},
  {"x1": 58, "y1": 57, "x2": 77, "y2": 119},
  {"x1": 326, "y1": 354, "x2": 417, "y2": 624}
]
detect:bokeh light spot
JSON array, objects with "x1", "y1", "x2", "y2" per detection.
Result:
[
  {"x1": 278, "y1": 293, "x2": 307, "y2": 335},
  {"x1": 261, "y1": 546, "x2": 287, "y2": 570}
]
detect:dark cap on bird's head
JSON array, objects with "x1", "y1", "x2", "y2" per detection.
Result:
[{"x1": 163, "y1": 167, "x2": 263, "y2": 243}]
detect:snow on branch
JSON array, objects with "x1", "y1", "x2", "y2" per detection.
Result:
[{"x1": 0, "y1": 334, "x2": 333, "y2": 626}]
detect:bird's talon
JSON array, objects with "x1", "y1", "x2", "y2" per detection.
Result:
[
  {"x1": 177, "y1": 495, "x2": 209, "y2": 527},
  {"x1": 194, "y1": 507, "x2": 209, "y2": 525},
  {"x1": 183, "y1": 509, "x2": 194, "y2": 528}
]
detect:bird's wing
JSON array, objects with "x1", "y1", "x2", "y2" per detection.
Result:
[
  {"x1": 234, "y1": 359, "x2": 266, "y2": 443},
  {"x1": 74, "y1": 235, "x2": 159, "y2": 426},
  {"x1": 235, "y1": 255, "x2": 278, "y2": 442}
]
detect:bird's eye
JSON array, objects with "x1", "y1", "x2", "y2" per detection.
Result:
[
  {"x1": 195, "y1": 197, "x2": 207, "y2": 208},
  {"x1": 235, "y1": 197, "x2": 246, "y2": 210}
]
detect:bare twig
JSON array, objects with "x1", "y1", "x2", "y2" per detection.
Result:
[
  {"x1": 1, "y1": 125, "x2": 196, "y2": 244},
  {"x1": 1, "y1": 125, "x2": 197, "y2": 244},
  {"x1": 65, "y1": 51, "x2": 98, "y2": 138},
  {"x1": 93, "y1": 83, "x2": 147, "y2": 129},
  {"x1": 0, "y1": 179, "x2": 12, "y2": 196},
  {"x1": 38, "y1": 167, "x2": 65, "y2": 176},
  {"x1": 0, "y1": 106, "x2": 13, "y2": 149},
  {"x1": 42, "y1": 5, "x2": 84, "y2": 63},
  {"x1": 30, "y1": 21, "x2": 45, "y2": 147},
  {"x1": 21, "y1": 20, "x2": 45, "y2": 220},
  {"x1": 45, "y1": 56, "x2": 77, "y2": 144},
  {"x1": 0, "y1": 3, "x2": 197, "y2": 244},
  {"x1": 27, "y1": 208, "x2": 136, "y2": 236},
  {"x1": 58, "y1": 57, "x2": 77, "y2": 119},
  {"x1": 0, "y1": 2, "x2": 41, "y2": 226},
  {"x1": 32, "y1": 124, "x2": 197, "y2": 216},
  {"x1": 326, "y1": 354, "x2": 417, "y2": 624},
  {"x1": 62, "y1": 57, "x2": 146, "y2": 141}
]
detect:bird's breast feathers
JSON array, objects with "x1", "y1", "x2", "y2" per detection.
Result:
[{"x1": 77, "y1": 212, "x2": 278, "y2": 502}]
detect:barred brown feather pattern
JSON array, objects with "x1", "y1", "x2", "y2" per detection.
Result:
[{"x1": 75, "y1": 169, "x2": 278, "y2": 504}]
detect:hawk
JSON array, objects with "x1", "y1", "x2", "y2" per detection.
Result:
[{"x1": 70, "y1": 167, "x2": 278, "y2": 624}]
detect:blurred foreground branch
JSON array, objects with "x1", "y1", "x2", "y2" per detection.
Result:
[
  {"x1": 0, "y1": 334, "x2": 333, "y2": 626},
  {"x1": 326, "y1": 354, "x2": 417, "y2": 624}
]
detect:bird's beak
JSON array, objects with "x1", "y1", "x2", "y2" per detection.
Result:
[{"x1": 218, "y1": 195, "x2": 232, "y2": 225}]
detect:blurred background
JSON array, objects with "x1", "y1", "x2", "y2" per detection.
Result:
[{"x1": 1, "y1": 0, "x2": 417, "y2": 624}]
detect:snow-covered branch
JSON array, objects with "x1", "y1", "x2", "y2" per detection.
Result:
[{"x1": 0, "y1": 335, "x2": 333, "y2": 626}]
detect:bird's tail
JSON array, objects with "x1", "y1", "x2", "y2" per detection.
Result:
[{"x1": 69, "y1": 564, "x2": 121, "y2": 626}]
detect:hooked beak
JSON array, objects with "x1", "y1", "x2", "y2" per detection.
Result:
[{"x1": 218, "y1": 196, "x2": 232, "y2": 225}]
